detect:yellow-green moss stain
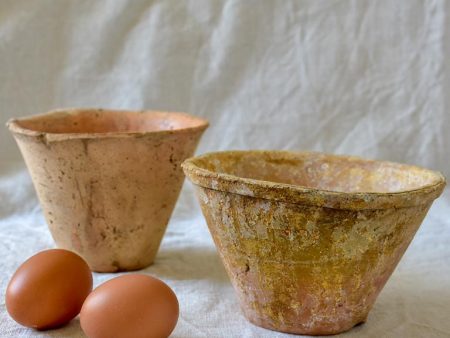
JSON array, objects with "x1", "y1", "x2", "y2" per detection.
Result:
[{"x1": 196, "y1": 186, "x2": 431, "y2": 335}]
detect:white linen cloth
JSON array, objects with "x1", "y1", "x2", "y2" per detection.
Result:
[{"x1": 0, "y1": 1, "x2": 449, "y2": 337}]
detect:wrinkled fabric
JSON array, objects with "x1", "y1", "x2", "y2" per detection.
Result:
[{"x1": 0, "y1": 1, "x2": 449, "y2": 337}]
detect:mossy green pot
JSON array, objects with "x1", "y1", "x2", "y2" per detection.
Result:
[{"x1": 182, "y1": 150, "x2": 445, "y2": 335}]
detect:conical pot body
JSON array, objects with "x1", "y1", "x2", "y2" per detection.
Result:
[
  {"x1": 8, "y1": 108, "x2": 208, "y2": 272},
  {"x1": 182, "y1": 150, "x2": 445, "y2": 335}
]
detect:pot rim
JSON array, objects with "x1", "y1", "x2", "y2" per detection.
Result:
[
  {"x1": 6, "y1": 108, "x2": 209, "y2": 142},
  {"x1": 182, "y1": 150, "x2": 446, "y2": 210}
]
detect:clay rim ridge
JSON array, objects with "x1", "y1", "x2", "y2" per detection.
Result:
[
  {"x1": 6, "y1": 108, "x2": 209, "y2": 142},
  {"x1": 181, "y1": 150, "x2": 446, "y2": 210}
]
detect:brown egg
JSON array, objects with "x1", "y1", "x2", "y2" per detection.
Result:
[
  {"x1": 5, "y1": 249, "x2": 93, "y2": 330},
  {"x1": 80, "y1": 274, "x2": 179, "y2": 338}
]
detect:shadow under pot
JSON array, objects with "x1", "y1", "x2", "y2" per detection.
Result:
[
  {"x1": 182, "y1": 150, "x2": 445, "y2": 335},
  {"x1": 7, "y1": 108, "x2": 208, "y2": 272}
]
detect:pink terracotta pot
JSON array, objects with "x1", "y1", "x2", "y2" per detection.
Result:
[
  {"x1": 7, "y1": 108, "x2": 208, "y2": 272},
  {"x1": 182, "y1": 150, "x2": 446, "y2": 335}
]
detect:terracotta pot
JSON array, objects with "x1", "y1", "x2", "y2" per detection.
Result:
[
  {"x1": 7, "y1": 108, "x2": 208, "y2": 272},
  {"x1": 182, "y1": 151, "x2": 446, "y2": 335}
]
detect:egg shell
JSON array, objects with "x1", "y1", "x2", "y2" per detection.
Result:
[
  {"x1": 5, "y1": 249, "x2": 93, "y2": 330},
  {"x1": 80, "y1": 274, "x2": 179, "y2": 338}
]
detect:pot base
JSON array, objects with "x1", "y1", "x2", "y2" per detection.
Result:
[
  {"x1": 89, "y1": 259, "x2": 155, "y2": 273},
  {"x1": 62, "y1": 245, "x2": 157, "y2": 273},
  {"x1": 244, "y1": 309, "x2": 367, "y2": 336}
]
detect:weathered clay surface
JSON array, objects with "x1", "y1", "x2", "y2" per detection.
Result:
[
  {"x1": 7, "y1": 108, "x2": 208, "y2": 272},
  {"x1": 182, "y1": 151, "x2": 446, "y2": 335}
]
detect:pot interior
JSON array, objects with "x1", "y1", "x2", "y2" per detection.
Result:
[
  {"x1": 193, "y1": 151, "x2": 443, "y2": 193},
  {"x1": 13, "y1": 109, "x2": 207, "y2": 134}
]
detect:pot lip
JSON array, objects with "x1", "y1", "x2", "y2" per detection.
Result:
[
  {"x1": 6, "y1": 107, "x2": 209, "y2": 141},
  {"x1": 182, "y1": 150, "x2": 447, "y2": 210}
]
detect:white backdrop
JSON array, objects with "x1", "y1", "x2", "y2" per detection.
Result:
[{"x1": 0, "y1": 1, "x2": 449, "y2": 337}]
